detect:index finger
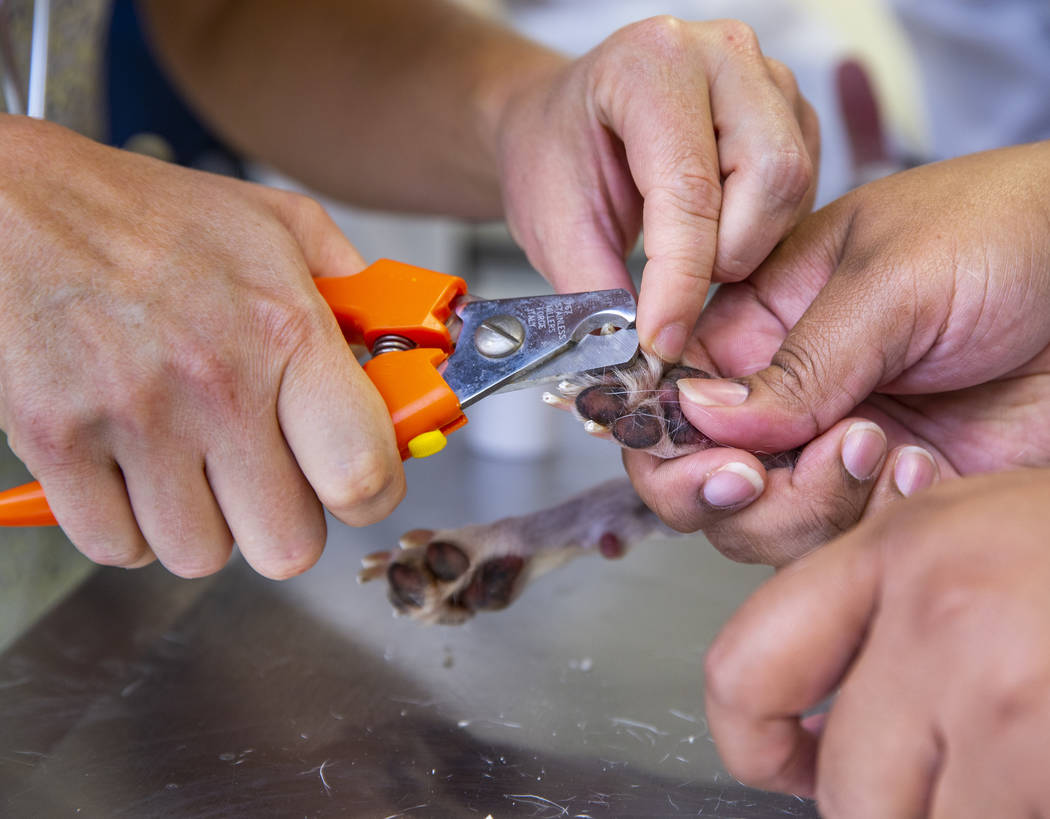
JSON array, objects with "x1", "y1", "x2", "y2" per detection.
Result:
[
  {"x1": 597, "y1": 19, "x2": 812, "y2": 362},
  {"x1": 594, "y1": 24, "x2": 722, "y2": 361},
  {"x1": 703, "y1": 523, "x2": 882, "y2": 795}
]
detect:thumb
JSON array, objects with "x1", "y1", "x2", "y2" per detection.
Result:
[
  {"x1": 704, "y1": 522, "x2": 882, "y2": 795},
  {"x1": 264, "y1": 185, "x2": 407, "y2": 524},
  {"x1": 678, "y1": 220, "x2": 915, "y2": 453}
]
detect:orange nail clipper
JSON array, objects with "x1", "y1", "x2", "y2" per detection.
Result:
[{"x1": 0, "y1": 259, "x2": 638, "y2": 527}]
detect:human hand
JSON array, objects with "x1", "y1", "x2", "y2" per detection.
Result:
[
  {"x1": 0, "y1": 117, "x2": 405, "y2": 578},
  {"x1": 705, "y1": 468, "x2": 1050, "y2": 817},
  {"x1": 628, "y1": 142, "x2": 1050, "y2": 562},
  {"x1": 493, "y1": 16, "x2": 818, "y2": 362}
]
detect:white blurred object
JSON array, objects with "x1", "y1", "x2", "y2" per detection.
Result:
[
  {"x1": 464, "y1": 387, "x2": 557, "y2": 460},
  {"x1": 461, "y1": 259, "x2": 558, "y2": 461},
  {"x1": 26, "y1": 0, "x2": 47, "y2": 118}
]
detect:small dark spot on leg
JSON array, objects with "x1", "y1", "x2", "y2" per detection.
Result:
[
  {"x1": 455, "y1": 555, "x2": 525, "y2": 611},
  {"x1": 611, "y1": 411, "x2": 664, "y2": 449},
  {"x1": 598, "y1": 532, "x2": 626, "y2": 559},
  {"x1": 576, "y1": 384, "x2": 628, "y2": 425},
  {"x1": 387, "y1": 563, "x2": 427, "y2": 609},
  {"x1": 424, "y1": 540, "x2": 471, "y2": 581}
]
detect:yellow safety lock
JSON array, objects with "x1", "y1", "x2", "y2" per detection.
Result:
[{"x1": 408, "y1": 429, "x2": 447, "y2": 459}]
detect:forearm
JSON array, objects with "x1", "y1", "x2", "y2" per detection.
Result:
[{"x1": 138, "y1": 0, "x2": 566, "y2": 219}]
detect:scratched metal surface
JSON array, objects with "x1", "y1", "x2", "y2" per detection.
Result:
[{"x1": 0, "y1": 403, "x2": 817, "y2": 818}]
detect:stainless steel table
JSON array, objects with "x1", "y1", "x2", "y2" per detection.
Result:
[{"x1": 0, "y1": 403, "x2": 817, "y2": 817}]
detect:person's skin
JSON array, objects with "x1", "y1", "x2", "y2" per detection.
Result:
[
  {"x1": 0, "y1": 117, "x2": 404, "y2": 578},
  {"x1": 705, "y1": 468, "x2": 1050, "y2": 818},
  {"x1": 0, "y1": 4, "x2": 822, "y2": 578},
  {"x1": 626, "y1": 141, "x2": 1050, "y2": 563},
  {"x1": 140, "y1": 1, "x2": 819, "y2": 361}
]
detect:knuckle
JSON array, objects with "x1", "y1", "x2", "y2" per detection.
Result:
[
  {"x1": 104, "y1": 376, "x2": 166, "y2": 439},
  {"x1": 704, "y1": 632, "x2": 746, "y2": 713},
  {"x1": 629, "y1": 479, "x2": 699, "y2": 535},
  {"x1": 650, "y1": 499, "x2": 701, "y2": 534},
  {"x1": 757, "y1": 343, "x2": 826, "y2": 435},
  {"x1": 618, "y1": 15, "x2": 688, "y2": 58},
  {"x1": 706, "y1": 527, "x2": 774, "y2": 564},
  {"x1": 257, "y1": 537, "x2": 325, "y2": 581},
  {"x1": 77, "y1": 537, "x2": 150, "y2": 569},
  {"x1": 162, "y1": 540, "x2": 234, "y2": 579},
  {"x1": 7, "y1": 404, "x2": 96, "y2": 468},
  {"x1": 765, "y1": 57, "x2": 799, "y2": 97},
  {"x1": 250, "y1": 291, "x2": 324, "y2": 354},
  {"x1": 758, "y1": 142, "x2": 815, "y2": 210},
  {"x1": 650, "y1": 172, "x2": 723, "y2": 227},
  {"x1": 282, "y1": 190, "x2": 329, "y2": 229},
  {"x1": 319, "y1": 449, "x2": 404, "y2": 521},
  {"x1": 164, "y1": 338, "x2": 243, "y2": 414},
  {"x1": 806, "y1": 489, "x2": 865, "y2": 542},
  {"x1": 984, "y1": 661, "x2": 1050, "y2": 727},
  {"x1": 907, "y1": 567, "x2": 981, "y2": 641},
  {"x1": 712, "y1": 18, "x2": 761, "y2": 54}
]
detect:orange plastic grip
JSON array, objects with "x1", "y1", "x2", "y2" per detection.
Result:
[
  {"x1": 316, "y1": 258, "x2": 470, "y2": 459},
  {"x1": 0, "y1": 260, "x2": 470, "y2": 527},
  {"x1": 314, "y1": 258, "x2": 466, "y2": 351},
  {"x1": 0, "y1": 481, "x2": 54, "y2": 526},
  {"x1": 364, "y1": 348, "x2": 468, "y2": 460}
]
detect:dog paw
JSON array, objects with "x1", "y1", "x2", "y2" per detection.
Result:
[
  {"x1": 359, "y1": 480, "x2": 662, "y2": 625},
  {"x1": 545, "y1": 351, "x2": 797, "y2": 468},
  {"x1": 359, "y1": 528, "x2": 530, "y2": 625}
]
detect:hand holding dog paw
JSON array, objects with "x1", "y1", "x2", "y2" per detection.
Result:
[
  {"x1": 494, "y1": 16, "x2": 818, "y2": 362},
  {"x1": 706, "y1": 469, "x2": 1050, "y2": 818}
]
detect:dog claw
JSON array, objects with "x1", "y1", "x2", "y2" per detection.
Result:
[{"x1": 398, "y1": 528, "x2": 435, "y2": 549}]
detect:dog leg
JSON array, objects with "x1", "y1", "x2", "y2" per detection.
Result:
[
  {"x1": 359, "y1": 479, "x2": 663, "y2": 625},
  {"x1": 362, "y1": 352, "x2": 795, "y2": 624}
]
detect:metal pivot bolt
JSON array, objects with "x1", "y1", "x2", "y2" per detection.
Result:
[{"x1": 473, "y1": 315, "x2": 525, "y2": 358}]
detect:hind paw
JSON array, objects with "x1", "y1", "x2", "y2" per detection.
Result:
[
  {"x1": 360, "y1": 528, "x2": 529, "y2": 626},
  {"x1": 359, "y1": 480, "x2": 662, "y2": 625}
]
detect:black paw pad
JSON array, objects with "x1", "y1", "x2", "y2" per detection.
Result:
[
  {"x1": 575, "y1": 384, "x2": 628, "y2": 425},
  {"x1": 611, "y1": 412, "x2": 664, "y2": 449},
  {"x1": 659, "y1": 368, "x2": 713, "y2": 447},
  {"x1": 455, "y1": 555, "x2": 525, "y2": 611},
  {"x1": 388, "y1": 563, "x2": 427, "y2": 609},
  {"x1": 424, "y1": 540, "x2": 470, "y2": 581}
]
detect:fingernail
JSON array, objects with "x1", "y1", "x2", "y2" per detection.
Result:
[
  {"x1": 894, "y1": 446, "x2": 938, "y2": 497},
  {"x1": 841, "y1": 421, "x2": 887, "y2": 481},
  {"x1": 652, "y1": 323, "x2": 687, "y2": 362},
  {"x1": 679, "y1": 378, "x2": 749, "y2": 407},
  {"x1": 703, "y1": 462, "x2": 764, "y2": 508}
]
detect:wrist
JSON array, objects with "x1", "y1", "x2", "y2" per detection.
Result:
[{"x1": 468, "y1": 33, "x2": 569, "y2": 198}]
